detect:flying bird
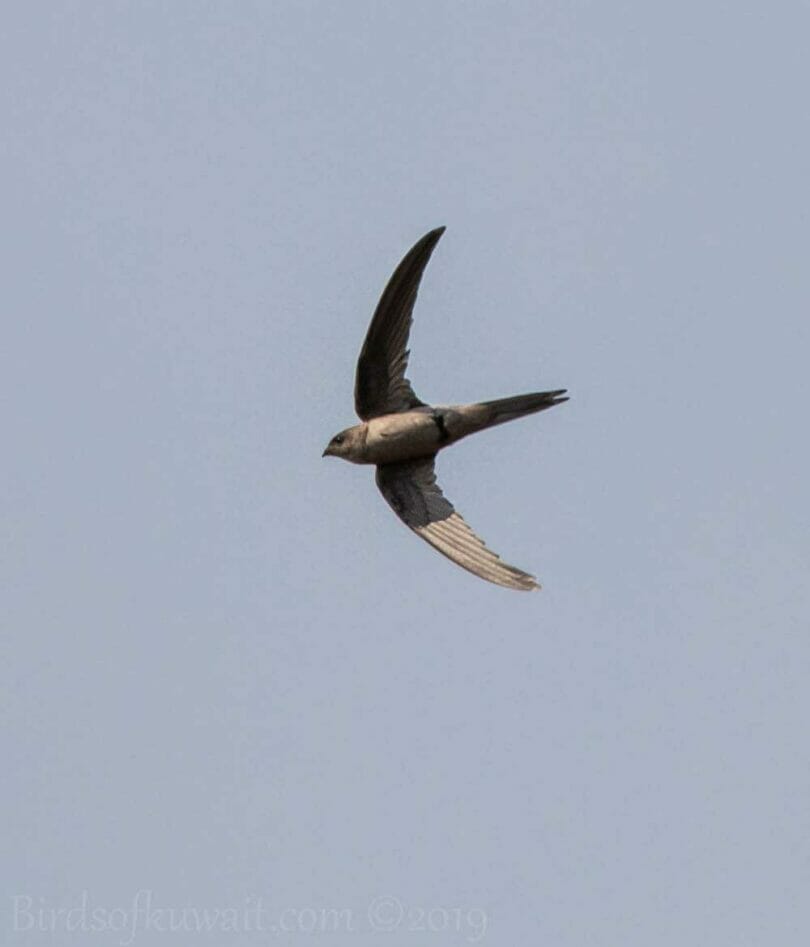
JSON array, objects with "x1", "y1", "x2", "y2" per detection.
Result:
[{"x1": 323, "y1": 227, "x2": 568, "y2": 590}]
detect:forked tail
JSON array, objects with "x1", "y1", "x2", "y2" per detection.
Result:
[
  {"x1": 477, "y1": 389, "x2": 568, "y2": 430},
  {"x1": 441, "y1": 389, "x2": 568, "y2": 443}
]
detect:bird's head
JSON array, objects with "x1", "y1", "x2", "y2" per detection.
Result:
[{"x1": 322, "y1": 425, "x2": 364, "y2": 461}]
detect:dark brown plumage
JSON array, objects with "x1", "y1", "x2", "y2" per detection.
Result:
[{"x1": 324, "y1": 227, "x2": 568, "y2": 590}]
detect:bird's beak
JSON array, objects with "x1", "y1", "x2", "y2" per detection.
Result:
[{"x1": 322, "y1": 445, "x2": 332, "y2": 458}]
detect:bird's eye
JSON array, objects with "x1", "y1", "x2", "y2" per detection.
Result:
[{"x1": 333, "y1": 434, "x2": 344, "y2": 445}]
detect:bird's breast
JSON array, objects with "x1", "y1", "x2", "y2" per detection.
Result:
[{"x1": 364, "y1": 411, "x2": 442, "y2": 464}]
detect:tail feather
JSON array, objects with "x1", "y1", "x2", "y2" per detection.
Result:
[{"x1": 479, "y1": 389, "x2": 568, "y2": 429}]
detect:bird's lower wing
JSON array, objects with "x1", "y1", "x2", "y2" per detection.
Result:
[{"x1": 375, "y1": 459, "x2": 538, "y2": 591}]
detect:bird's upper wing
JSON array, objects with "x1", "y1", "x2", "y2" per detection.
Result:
[
  {"x1": 375, "y1": 458, "x2": 539, "y2": 591},
  {"x1": 354, "y1": 227, "x2": 445, "y2": 420}
]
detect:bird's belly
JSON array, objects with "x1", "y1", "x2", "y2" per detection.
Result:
[{"x1": 364, "y1": 411, "x2": 440, "y2": 464}]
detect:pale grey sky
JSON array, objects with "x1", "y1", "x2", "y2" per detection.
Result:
[{"x1": 3, "y1": 2, "x2": 809, "y2": 945}]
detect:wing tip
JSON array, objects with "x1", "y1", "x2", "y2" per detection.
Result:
[
  {"x1": 510, "y1": 573, "x2": 541, "y2": 592},
  {"x1": 424, "y1": 225, "x2": 446, "y2": 244}
]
